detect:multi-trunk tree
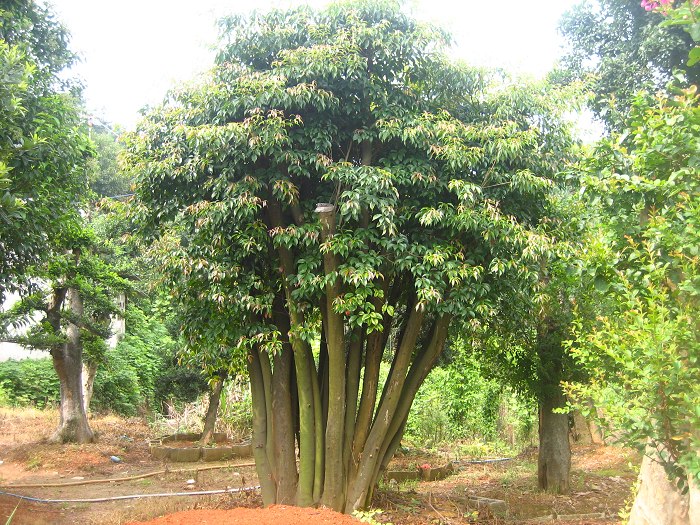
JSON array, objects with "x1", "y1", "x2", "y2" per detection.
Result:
[{"x1": 126, "y1": 1, "x2": 574, "y2": 512}]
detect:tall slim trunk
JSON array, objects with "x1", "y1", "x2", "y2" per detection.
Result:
[
  {"x1": 248, "y1": 347, "x2": 276, "y2": 505},
  {"x1": 81, "y1": 361, "x2": 98, "y2": 414},
  {"x1": 50, "y1": 287, "x2": 94, "y2": 444},
  {"x1": 270, "y1": 295, "x2": 299, "y2": 504},
  {"x1": 343, "y1": 328, "x2": 363, "y2": 476},
  {"x1": 538, "y1": 387, "x2": 570, "y2": 494},
  {"x1": 200, "y1": 375, "x2": 226, "y2": 445},
  {"x1": 318, "y1": 203, "x2": 346, "y2": 511}
]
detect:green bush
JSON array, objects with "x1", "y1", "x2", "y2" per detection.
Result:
[
  {"x1": 92, "y1": 349, "x2": 142, "y2": 416},
  {"x1": 404, "y1": 350, "x2": 536, "y2": 452},
  {"x1": 94, "y1": 302, "x2": 206, "y2": 415},
  {"x1": 0, "y1": 358, "x2": 58, "y2": 408},
  {"x1": 0, "y1": 380, "x2": 9, "y2": 406}
]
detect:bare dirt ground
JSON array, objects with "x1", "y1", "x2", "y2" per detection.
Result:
[{"x1": 0, "y1": 408, "x2": 639, "y2": 524}]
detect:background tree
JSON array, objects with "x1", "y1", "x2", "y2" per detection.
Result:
[
  {"x1": 469, "y1": 202, "x2": 596, "y2": 495},
  {"x1": 0, "y1": 222, "x2": 129, "y2": 443},
  {"x1": 558, "y1": 0, "x2": 699, "y2": 129},
  {"x1": 0, "y1": 1, "x2": 90, "y2": 301},
  {"x1": 126, "y1": 1, "x2": 575, "y2": 512},
  {"x1": 567, "y1": 85, "x2": 700, "y2": 524},
  {"x1": 86, "y1": 119, "x2": 131, "y2": 198}
]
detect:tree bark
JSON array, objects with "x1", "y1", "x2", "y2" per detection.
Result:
[
  {"x1": 628, "y1": 447, "x2": 694, "y2": 525},
  {"x1": 538, "y1": 387, "x2": 570, "y2": 494},
  {"x1": 343, "y1": 327, "x2": 364, "y2": 476},
  {"x1": 81, "y1": 360, "x2": 98, "y2": 415},
  {"x1": 200, "y1": 374, "x2": 226, "y2": 445},
  {"x1": 248, "y1": 347, "x2": 276, "y2": 505},
  {"x1": 270, "y1": 295, "x2": 299, "y2": 504},
  {"x1": 317, "y1": 203, "x2": 346, "y2": 511},
  {"x1": 50, "y1": 287, "x2": 94, "y2": 444}
]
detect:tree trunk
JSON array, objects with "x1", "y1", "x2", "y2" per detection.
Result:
[
  {"x1": 81, "y1": 361, "x2": 98, "y2": 415},
  {"x1": 626, "y1": 441, "x2": 700, "y2": 525},
  {"x1": 247, "y1": 347, "x2": 276, "y2": 505},
  {"x1": 200, "y1": 375, "x2": 226, "y2": 445},
  {"x1": 251, "y1": 195, "x2": 453, "y2": 513},
  {"x1": 538, "y1": 387, "x2": 570, "y2": 494},
  {"x1": 586, "y1": 400, "x2": 606, "y2": 445},
  {"x1": 50, "y1": 287, "x2": 94, "y2": 444},
  {"x1": 318, "y1": 203, "x2": 346, "y2": 511},
  {"x1": 270, "y1": 322, "x2": 299, "y2": 504}
]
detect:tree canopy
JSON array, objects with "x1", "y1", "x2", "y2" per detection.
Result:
[
  {"x1": 125, "y1": 0, "x2": 576, "y2": 512},
  {"x1": 559, "y1": 0, "x2": 700, "y2": 128},
  {"x1": 0, "y1": 1, "x2": 90, "y2": 300}
]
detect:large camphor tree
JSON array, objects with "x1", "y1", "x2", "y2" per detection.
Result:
[{"x1": 126, "y1": 1, "x2": 574, "y2": 512}]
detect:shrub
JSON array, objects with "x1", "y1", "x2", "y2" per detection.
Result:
[{"x1": 0, "y1": 358, "x2": 58, "y2": 408}]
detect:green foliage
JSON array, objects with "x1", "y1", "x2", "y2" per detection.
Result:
[
  {"x1": 559, "y1": 0, "x2": 699, "y2": 128},
  {"x1": 87, "y1": 125, "x2": 131, "y2": 198},
  {"x1": 101, "y1": 302, "x2": 207, "y2": 413},
  {"x1": 125, "y1": 0, "x2": 576, "y2": 386},
  {"x1": 0, "y1": 379, "x2": 9, "y2": 406},
  {"x1": 92, "y1": 351, "x2": 141, "y2": 416},
  {"x1": 404, "y1": 348, "x2": 535, "y2": 450},
  {"x1": 0, "y1": 358, "x2": 58, "y2": 408},
  {"x1": 353, "y1": 509, "x2": 393, "y2": 525},
  {"x1": 0, "y1": 2, "x2": 91, "y2": 300},
  {"x1": 217, "y1": 380, "x2": 253, "y2": 438},
  {"x1": 567, "y1": 86, "x2": 700, "y2": 490},
  {"x1": 0, "y1": 0, "x2": 75, "y2": 78},
  {"x1": 656, "y1": 1, "x2": 700, "y2": 66}
]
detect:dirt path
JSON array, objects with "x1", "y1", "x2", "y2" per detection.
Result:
[
  {"x1": 126, "y1": 505, "x2": 362, "y2": 525},
  {"x1": 0, "y1": 408, "x2": 637, "y2": 524}
]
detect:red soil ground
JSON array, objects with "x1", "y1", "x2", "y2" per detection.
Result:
[{"x1": 126, "y1": 505, "x2": 361, "y2": 525}]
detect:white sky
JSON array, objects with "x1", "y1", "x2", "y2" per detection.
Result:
[{"x1": 50, "y1": 0, "x2": 581, "y2": 130}]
